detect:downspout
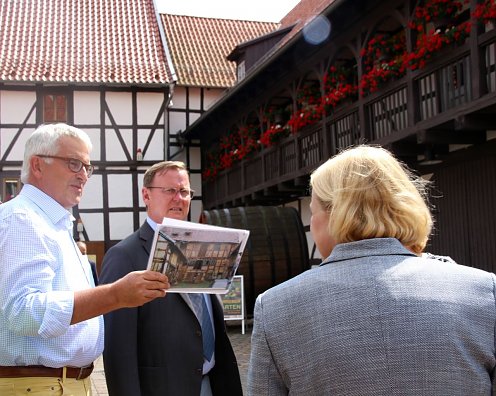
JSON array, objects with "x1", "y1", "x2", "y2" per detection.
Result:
[{"x1": 165, "y1": 83, "x2": 177, "y2": 159}]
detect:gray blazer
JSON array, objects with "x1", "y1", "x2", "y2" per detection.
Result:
[{"x1": 248, "y1": 238, "x2": 496, "y2": 395}]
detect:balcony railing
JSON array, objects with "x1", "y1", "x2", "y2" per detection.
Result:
[{"x1": 202, "y1": 30, "x2": 496, "y2": 209}]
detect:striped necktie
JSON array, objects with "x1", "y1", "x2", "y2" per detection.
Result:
[{"x1": 190, "y1": 294, "x2": 215, "y2": 361}]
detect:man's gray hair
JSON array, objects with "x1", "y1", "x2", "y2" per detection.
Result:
[{"x1": 21, "y1": 123, "x2": 92, "y2": 183}]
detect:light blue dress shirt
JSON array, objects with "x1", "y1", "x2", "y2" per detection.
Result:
[{"x1": 0, "y1": 184, "x2": 103, "y2": 367}]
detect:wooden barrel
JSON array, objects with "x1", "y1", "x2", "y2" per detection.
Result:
[{"x1": 201, "y1": 206, "x2": 309, "y2": 315}]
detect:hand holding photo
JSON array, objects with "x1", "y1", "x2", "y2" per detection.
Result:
[{"x1": 147, "y1": 218, "x2": 250, "y2": 294}]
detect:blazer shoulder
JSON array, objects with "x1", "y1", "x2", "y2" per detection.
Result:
[
  {"x1": 100, "y1": 224, "x2": 153, "y2": 279},
  {"x1": 109, "y1": 223, "x2": 153, "y2": 251}
]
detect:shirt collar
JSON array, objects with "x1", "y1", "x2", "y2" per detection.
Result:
[
  {"x1": 20, "y1": 184, "x2": 75, "y2": 230},
  {"x1": 146, "y1": 217, "x2": 158, "y2": 230}
]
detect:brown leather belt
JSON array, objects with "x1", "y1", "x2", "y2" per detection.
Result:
[{"x1": 0, "y1": 363, "x2": 94, "y2": 380}]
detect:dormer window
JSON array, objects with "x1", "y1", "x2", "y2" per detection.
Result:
[{"x1": 237, "y1": 61, "x2": 246, "y2": 82}]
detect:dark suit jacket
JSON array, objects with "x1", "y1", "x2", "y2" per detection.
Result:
[{"x1": 99, "y1": 222, "x2": 242, "y2": 396}]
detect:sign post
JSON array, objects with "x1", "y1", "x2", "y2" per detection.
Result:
[{"x1": 221, "y1": 275, "x2": 245, "y2": 334}]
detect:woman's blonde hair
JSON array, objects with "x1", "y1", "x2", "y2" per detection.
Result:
[{"x1": 310, "y1": 145, "x2": 433, "y2": 254}]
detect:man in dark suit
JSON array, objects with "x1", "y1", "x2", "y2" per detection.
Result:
[
  {"x1": 76, "y1": 240, "x2": 98, "y2": 285},
  {"x1": 99, "y1": 161, "x2": 242, "y2": 396}
]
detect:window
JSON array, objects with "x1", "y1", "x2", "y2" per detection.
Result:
[
  {"x1": 43, "y1": 94, "x2": 67, "y2": 122},
  {"x1": 237, "y1": 61, "x2": 246, "y2": 81},
  {"x1": 2, "y1": 177, "x2": 20, "y2": 202}
]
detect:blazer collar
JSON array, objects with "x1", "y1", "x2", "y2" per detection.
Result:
[
  {"x1": 139, "y1": 221, "x2": 155, "y2": 256},
  {"x1": 320, "y1": 238, "x2": 416, "y2": 267}
]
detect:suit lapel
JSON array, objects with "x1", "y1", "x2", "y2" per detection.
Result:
[{"x1": 139, "y1": 222, "x2": 155, "y2": 257}]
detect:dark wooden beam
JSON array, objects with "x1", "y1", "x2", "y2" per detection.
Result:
[
  {"x1": 277, "y1": 181, "x2": 307, "y2": 193},
  {"x1": 417, "y1": 130, "x2": 486, "y2": 145},
  {"x1": 390, "y1": 140, "x2": 421, "y2": 157},
  {"x1": 454, "y1": 114, "x2": 496, "y2": 131}
]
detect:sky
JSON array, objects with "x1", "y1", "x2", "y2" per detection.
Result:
[{"x1": 155, "y1": 0, "x2": 301, "y2": 22}]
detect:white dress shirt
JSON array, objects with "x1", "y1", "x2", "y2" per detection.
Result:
[{"x1": 0, "y1": 184, "x2": 103, "y2": 367}]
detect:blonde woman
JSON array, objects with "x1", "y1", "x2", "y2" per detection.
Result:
[{"x1": 248, "y1": 145, "x2": 496, "y2": 395}]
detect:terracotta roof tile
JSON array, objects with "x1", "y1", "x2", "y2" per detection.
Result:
[
  {"x1": 280, "y1": 0, "x2": 333, "y2": 27},
  {"x1": 0, "y1": 0, "x2": 174, "y2": 85},
  {"x1": 278, "y1": 0, "x2": 335, "y2": 47},
  {"x1": 161, "y1": 14, "x2": 278, "y2": 88}
]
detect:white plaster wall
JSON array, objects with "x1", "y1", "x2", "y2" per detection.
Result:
[
  {"x1": 108, "y1": 174, "x2": 134, "y2": 207},
  {"x1": 79, "y1": 212, "x2": 105, "y2": 241},
  {"x1": 189, "y1": 146, "x2": 202, "y2": 169},
  {"x1": 170, "y1": 87, "x2": 186, "y2": 108},
  {"x1": 1, "y1": 91, "x2": 36, "y2": 124},
  {"x1": 139, "y1": 210, "x2": 147, "y2": 225},
  {"x1": 190, "y1": 172, "x2": 202, "y2": 197},
  {"x1": 74, "y1": 92, "x2": 100, "y2": 124},
  {"x1": 168, "y1": 86, "x2": 222, "y2": 133},
  {"x1": 137, "y1": 170, "x2": 145, "y2": 193},
  {"x1": 105, "y1": 128, "x2": 133, "y2": 161},
  {"x1": 138, "y1": 127, "x2": 165, "y2": 161},
  {"x1": 109, "y1": 212, "x2": 135, "y2": 240},
  {"x1": 204, "y1": 88, "x2": 222, "y2": 109},
  {"x1": 188, "y1": 87, "x2": 202, "y2": 108},
  {"x1": 189, "y1": 112, "x2": 200, "y2": 125},
  {"x1": 0, "y1": 91, "x2": 36, "y2": 162},
  {"x1": 85, "y1": 128, "x2": 102, "y2": 161},
  {"x1": 105, "y1": 92, "x2": 132, "y2": 125},
  {"x1": 79, "y1": 174, "x2": 103, "y2": 209},
  {"x1": 168, "y1": 148, "x2": 185, "y2": 162},
  {"x1": 169, "y1": 109, "x2": 186, "y2": 133},
  {"x1": 0, "y1": 128, "x2": 35, "y2": 161},
  {"x1": 190, "y1": 199, "x2": 203, "y2": 223},
  {"x1": 137, "y1": 92, "x2": 165, "y2": 124}
]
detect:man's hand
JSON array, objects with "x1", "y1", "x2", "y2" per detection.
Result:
[
  {"x1": 111, "y1": 270, "x2": 170, "y2": 308},
  {"x1": 71, "y1": 271, "x2": 169, "y2": 324}
]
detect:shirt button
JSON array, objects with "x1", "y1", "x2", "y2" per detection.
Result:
[
  {"x1": 196, "y1": 330, "x2": 202, "y2": 337},
  {"x1": 196, "y1": 368, "x2": 202, "y2": 376}
]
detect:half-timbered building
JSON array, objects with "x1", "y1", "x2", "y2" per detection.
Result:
[
  {"x1": 0, "y1": 0, "x2": 276, "y2": 274},
  {"x1": 0, "y1": 0, "x2": 176, "y2": 266}
]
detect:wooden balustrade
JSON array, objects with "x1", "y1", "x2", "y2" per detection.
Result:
[{"x1": 202, "y1": 31, "x2": 496, "y2": 209}]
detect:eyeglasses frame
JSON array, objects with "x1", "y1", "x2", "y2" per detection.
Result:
[
  {"x1": 146, "y1": 186, "x2": 194, "y2": 199},
  {"x1": 36, "y1": 155, "x2": 94, "y2": 178}
]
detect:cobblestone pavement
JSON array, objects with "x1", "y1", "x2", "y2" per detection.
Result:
[{"x1": 91, "y1": 322, "x2": 252, "y2": 395}]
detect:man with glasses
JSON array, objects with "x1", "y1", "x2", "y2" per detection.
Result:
[
  {"x1": 0, "y1": 123, "x2": 170, "y2": 395},
  {"x1": 100, "y1": 161, "x2": 242, "y2": 396}
]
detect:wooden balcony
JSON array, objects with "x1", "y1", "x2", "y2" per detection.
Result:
[{"x1": 202, "y1": 29, "x2": 496, "y2": 209}]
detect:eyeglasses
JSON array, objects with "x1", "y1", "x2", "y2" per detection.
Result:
[
  {"x1": 147, "y1": 186, "x2": 194, "y2": 199},
  {"x1": 37, "y1": 155, "x2": 94, "y2": 178}
]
